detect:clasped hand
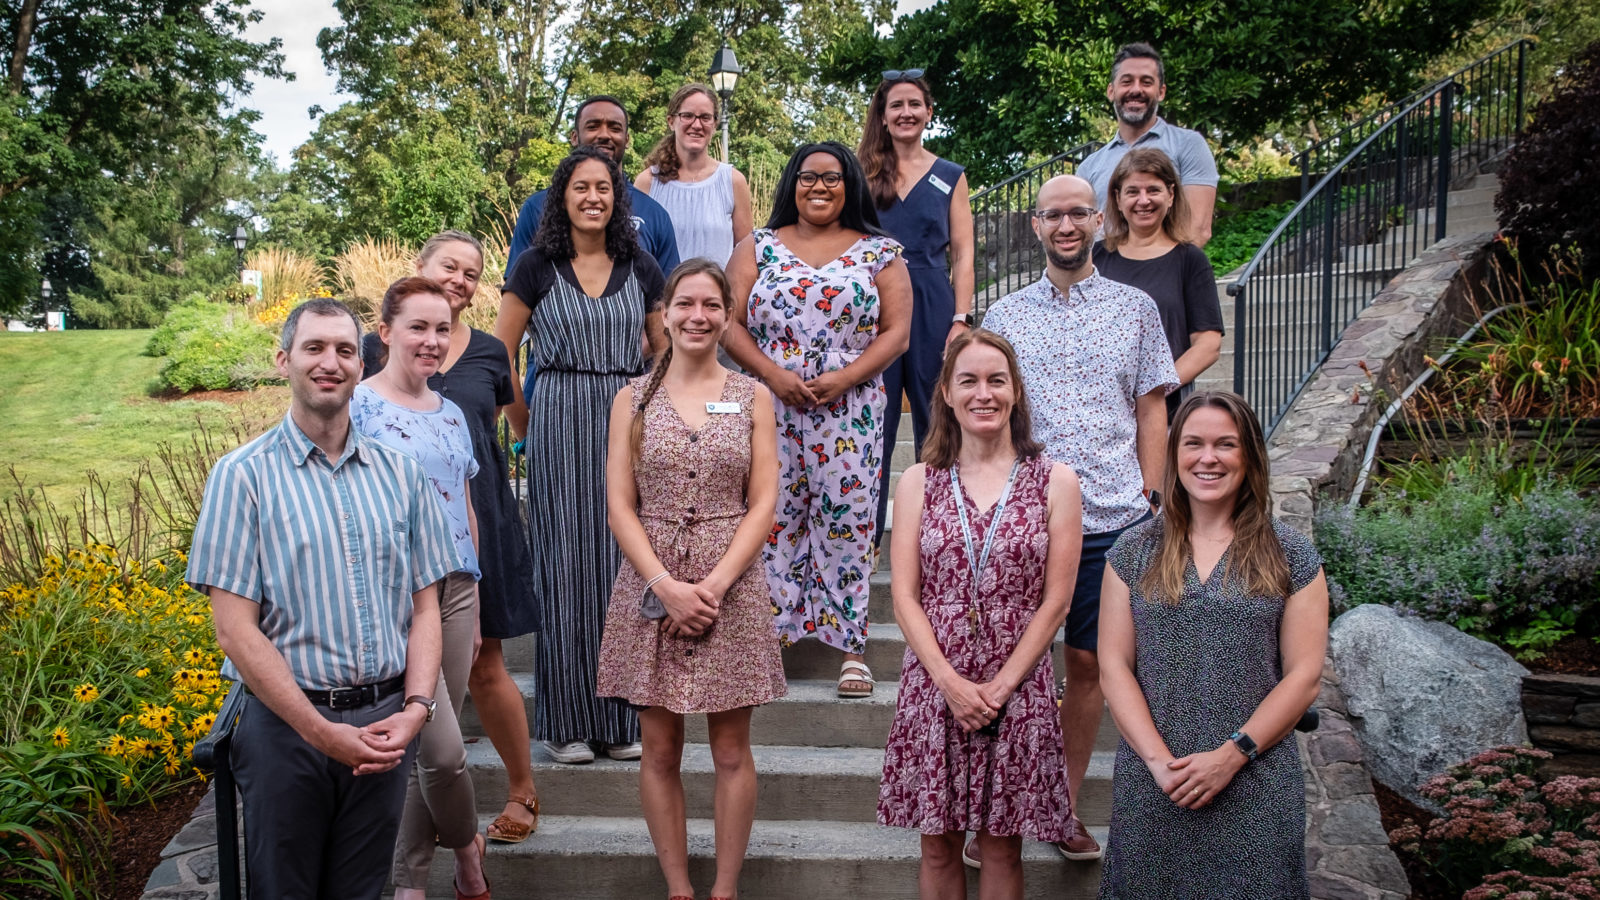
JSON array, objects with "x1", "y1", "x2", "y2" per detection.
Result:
[
  {"x1": 317, "y1": 705, "x2": 428, "y2": 776},
  {"x1": 1150, "y1": 745, "x2": 1246, "y2": 810},
  {"x1": 656, "y1": 575, "x2": 721, "y2": 638},
  {"x1": 940, "y1": 674, "x2": 1014, "y2": 733}
]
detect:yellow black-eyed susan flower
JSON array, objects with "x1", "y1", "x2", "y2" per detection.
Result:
[
  {"x1": 72, "y1": 683, "x2": 99, "y2": 703},
  {"x1": 51, "y1": 727, "x2": 70, "y2": 748}
]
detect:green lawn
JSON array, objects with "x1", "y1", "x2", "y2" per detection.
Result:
[{"x1": 0, "y1": 330, "x2": 285, "y2": 508}]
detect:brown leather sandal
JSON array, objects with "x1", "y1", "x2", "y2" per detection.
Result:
[{"x1": 486, "y1": 793, "x2": 539, "y2": 844}]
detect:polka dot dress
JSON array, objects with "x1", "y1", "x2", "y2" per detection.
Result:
[{"x1": 1098, "y1": 517, "x2": 1323, "y2": 900}]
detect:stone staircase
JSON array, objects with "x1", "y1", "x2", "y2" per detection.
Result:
[
  {"x1": 1195, "y1": 173, "x2": 1500, "y2": 395},
  {"x1": 433, "y1": 415, "x2": 1115, "y2": 897}
]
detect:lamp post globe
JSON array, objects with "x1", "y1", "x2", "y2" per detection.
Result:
[
  {"x1": 232, "y1": 225, "x2": 249, "y2": 274},
  {"x1": 708, "y1": 44, "x2": 741, "y2": 162}
]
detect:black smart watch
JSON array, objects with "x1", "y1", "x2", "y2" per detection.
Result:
[{"x1": 1229, "y1": 730, "x2": 1258, "y2": 762}]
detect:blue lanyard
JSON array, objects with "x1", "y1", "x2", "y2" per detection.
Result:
[{"x1": 950, "y1": 459, "x2": 1022, "y2": 599}]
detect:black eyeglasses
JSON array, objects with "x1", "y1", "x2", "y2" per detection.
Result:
[
  {"x1": 881, "y1": 68, "x2": 926, "y2": 82},
  {"x1": 673, "y1": 112, "x2": 715, "y2": 125},
  {"x1": 797, "y1": 171, "x2": 845, "y2": 188}
]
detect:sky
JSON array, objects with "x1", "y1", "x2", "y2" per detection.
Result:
[{"x1": 243, "y1": 0, "x2": 938, "y2": 167}]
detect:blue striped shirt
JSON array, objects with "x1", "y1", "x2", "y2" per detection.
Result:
[{"x1": 186, "y1": 413, "x2": 460, "y2": 690}]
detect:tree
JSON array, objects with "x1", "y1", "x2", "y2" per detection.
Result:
[
  {"x1": 841, "y1": 0, "x2": 1499, "y2": 185},
  {"x1": 0, "y1": 0, "x2": 284, "y2": 316}
]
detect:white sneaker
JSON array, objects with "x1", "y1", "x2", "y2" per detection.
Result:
[
  {"x1": 543, "y1": 740, "x2": 595, "y2": 764},
  {"x1": 605, "y1": 742, "x2": 643, "y2": 761}
]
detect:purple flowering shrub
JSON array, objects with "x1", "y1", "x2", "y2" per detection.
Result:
[
  {"x1": 1389, "y1": 746, "x2": 1600, "y2": 897},
  {"x1": 1316, "y1": 478, "x2": 1600, "y2": 659}
]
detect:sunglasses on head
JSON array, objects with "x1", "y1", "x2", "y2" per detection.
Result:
[{"x1": 881, "y1": 68, "x2": 926, "y2": 82}]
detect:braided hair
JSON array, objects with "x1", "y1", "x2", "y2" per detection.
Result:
[{"x1": 628, "y1": 259, "x2": 736, "y2": 459}]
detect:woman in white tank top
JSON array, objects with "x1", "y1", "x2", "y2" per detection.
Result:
[{"x1": 636, "y1": 84, "x2": 754, "y2": 266}]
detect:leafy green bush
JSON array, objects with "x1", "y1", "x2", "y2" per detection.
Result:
[
  {"x1": 1317, "y1": 472, "x2": 1600, "y2": 660},
  {"x1": 0, "y1": 745, "x2": 112, "y2": 899},
  {"x1": 143, "y1": 294, "x2": 217, "y2": 358},
  {"x1": 1389, "y1": 745, "x2": 1600, "y2": 899},
  {"x1": 150, "y1": 301, "x2": 278, "y2": 392},
  {"x1": 1206, "y1": 200, "x2": 1296, "y2": 275}
]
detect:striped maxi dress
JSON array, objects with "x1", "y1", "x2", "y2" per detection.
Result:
[{"x1": 509, "y1": 248, "x2": 663, "y2": 745}]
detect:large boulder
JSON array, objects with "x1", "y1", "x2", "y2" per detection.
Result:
[{"x1": 1330, "y1": 603, "x2": 1530, "y2": 807}]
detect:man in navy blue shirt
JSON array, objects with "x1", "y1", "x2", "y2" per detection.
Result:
[{"x1": 505, "y1": 95, "x2": 681, "y2": 400}]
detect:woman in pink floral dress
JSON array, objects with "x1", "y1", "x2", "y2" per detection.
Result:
[
  {"x1": 597, "y1": 259, "x2": 785, "y2": 900},
  {"x1": 724, "y1": 141, "x2": 912, "y2": 699},
  {"x1": 878, "y1": 329, "x2": 1083, "y2": 899}
]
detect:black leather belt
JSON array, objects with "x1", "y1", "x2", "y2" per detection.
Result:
[{"x1": 302, "y1": 675, "x2": 406, "y2": 710}]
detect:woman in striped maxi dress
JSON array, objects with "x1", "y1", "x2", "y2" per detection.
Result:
[{"x1": 493, "y1": 146, "x2": 666, "y2": 764}]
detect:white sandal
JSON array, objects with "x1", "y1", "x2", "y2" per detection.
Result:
[{"x1": 837, "y1": 661, "x2": 875, "y2": 698}]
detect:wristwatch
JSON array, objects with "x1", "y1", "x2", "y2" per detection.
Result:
[
  {"x1": 1229, "y1": 730, "x2": 1258, "y2": 762},
  {"x1": 404, "y1": 695, "x2": 437, "y2": 723},
  {"x1": 952, "y1": 312, "x2": 974, "y2": 326}
]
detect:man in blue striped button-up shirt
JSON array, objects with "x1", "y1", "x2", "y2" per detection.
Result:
[{"x1": 187, "y1": 298, "x2": 458, "y2": 899}]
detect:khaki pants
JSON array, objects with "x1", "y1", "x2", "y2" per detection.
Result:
[{"x1": 391, "y1": 571, "x2": 480, "y2": 888}]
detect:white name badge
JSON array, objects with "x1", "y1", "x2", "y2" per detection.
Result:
[
  {"x1": 706, "y1": 402, "x2": 742, "y2": 414},
  {"x1": 928, "y1": 174, "x2": 953, "y2": 195}
]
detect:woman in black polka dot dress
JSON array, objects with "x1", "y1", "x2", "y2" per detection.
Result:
[{"x1": 1097, "y1": 391, "x2": 1330, "y2": 899}]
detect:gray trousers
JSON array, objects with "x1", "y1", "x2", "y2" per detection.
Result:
[{"x1": 232, "y1": 689, "x2": 415, "y2": 900}]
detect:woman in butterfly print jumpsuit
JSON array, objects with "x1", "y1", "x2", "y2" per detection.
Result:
[{"x1": 725, "y1": 141, "x2": 912, "y2": 688}]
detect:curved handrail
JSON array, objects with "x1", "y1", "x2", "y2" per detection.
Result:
[
  {"x1": 969, "y1": 141, "x2": 1102, "y2": 203},
  {"x1": 1295, "y1": 39, "x2": 1529, "y2": 176},
  {"x1": 1228, "y1": 85, "x2": 1455, "y2": 296}
]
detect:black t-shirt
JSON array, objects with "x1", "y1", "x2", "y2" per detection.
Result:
[
  {"x1": 1093, "y1": 241, "x2": 1223, "y2": 365},
  {"x1": 504, "y1": 245, "x2": 665, "y2": 315}
]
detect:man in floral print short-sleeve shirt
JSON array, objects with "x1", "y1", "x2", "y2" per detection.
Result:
[{"x1": 982, "y1": 173, "x2": 1177, "y2": 863}]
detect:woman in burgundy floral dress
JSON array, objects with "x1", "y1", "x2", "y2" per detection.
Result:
[{"x1": 878, "y1": 329, "x2": 1084, "y2": 898}]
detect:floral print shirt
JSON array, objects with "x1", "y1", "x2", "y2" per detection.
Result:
[
  {"x1": 983, "y1": 269, "x2": 1178, "y2": 533},
  {"x1": 350, "y1": 384, "x2": 481, "y2": 579}
]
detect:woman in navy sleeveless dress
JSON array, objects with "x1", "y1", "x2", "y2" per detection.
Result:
[{"x1": 857, "y1": 72, "x2": 976, "y2": 546}]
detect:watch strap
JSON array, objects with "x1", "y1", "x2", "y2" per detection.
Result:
[
  {"x1": 404, "y1": 694, "x2": 437, "y2": 722},
  {"x1": 1229, "y1": 729, "x2": 1258, "y2": 761}
]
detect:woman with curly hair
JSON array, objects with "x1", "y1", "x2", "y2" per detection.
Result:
[{"x1": 493, "y1": 145, "x2": 666, "y2": 765}]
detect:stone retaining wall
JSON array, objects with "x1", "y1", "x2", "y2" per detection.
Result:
[
  {"x1": 1523, "y1": 673, "x2": 1600, "y2": 777},
  {"x1": 1266, "y1": 231, "x2": 1492, "y2": 533},
  {"x1": 1267, "y1": 229, "x2": 1497, "y2": 900},
  {"x1": 1301, "y1": 663, "x2": 1412, "y2": 900}
]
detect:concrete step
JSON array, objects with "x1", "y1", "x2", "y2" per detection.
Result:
[
  {"x1": 463, "y1": 740, "x2": 1119, "y2": 826},
  {"x1": 784, "y1": 621, "x2": 910, "y2": 681},
  {"x1": 426, "y1": 815, "x2": 1109, "y2": 898},
  {"x1": 462, "y1": 673, "x2": 1123, "y2": 752}
]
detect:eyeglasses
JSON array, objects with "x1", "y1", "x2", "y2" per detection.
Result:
[
  {"x1": 1032, "y1": 207, "x2": 1098, "y2": 227},
  {"x1": 881, "y1": 68, "x2": 926, "y2": 82},
  {"x1": 673, "y1": 112, "x2": 716, "y2": 125},
  {"x1": 797, "y1": 171, "x2": 845, "y2": 188}
]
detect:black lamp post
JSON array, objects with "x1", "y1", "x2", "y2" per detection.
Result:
[
  {"x1": 232, "y1": 225, "x2": 249, "y2": 274},
  {"x1": 40, "y1": 278, "x2": 53, "y2": 330},
  {"x1": 709, "y1": 44, "x2": 742, "y2": 162}
]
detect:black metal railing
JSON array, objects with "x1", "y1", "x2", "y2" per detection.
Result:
[
  {"x1": 1229, "y1": 39, "x2": 1528, "y2": 434},
  {"x1": 191, "y1": 680, "x2": 248, "y2": 900},
  {"x1": 969, "y1": 142, "x2": 1101, "y2": 317},
  {"x1": 1294, "y1": 40, "x2": 1529, "y2": 196}
]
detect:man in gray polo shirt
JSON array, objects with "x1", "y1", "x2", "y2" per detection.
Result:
[
  {"x1": 1075, "y1": 42, "x2": 1219, "y2": 247},
  {"x1": 188, "y1": 298, "x2": 458, "y2": 899}
]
